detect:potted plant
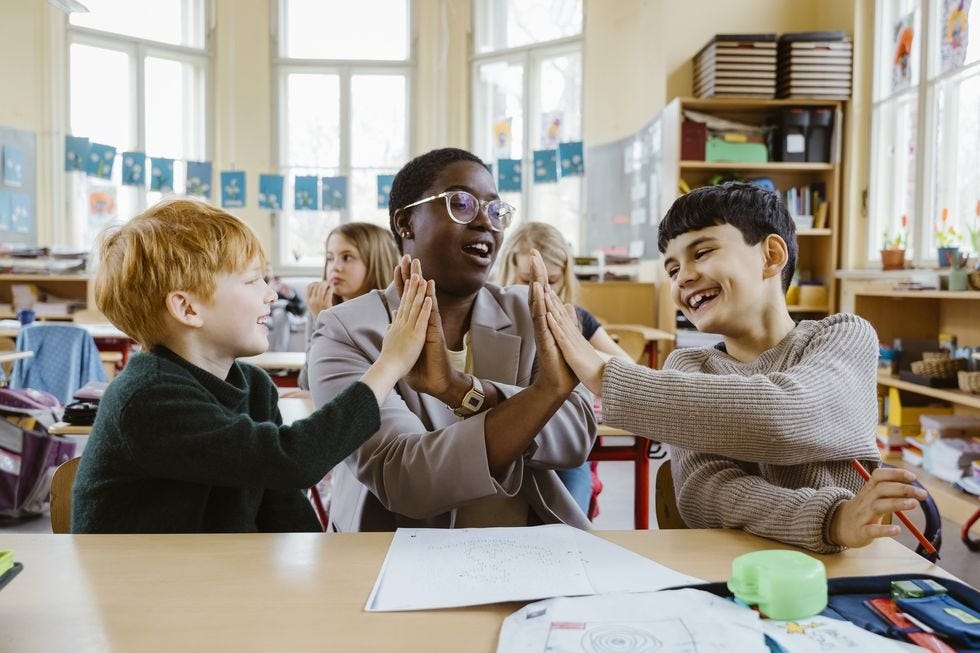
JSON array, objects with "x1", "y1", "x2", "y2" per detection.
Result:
[
  {"x1": 880, "y1": 214, "x2": 908, "y2": 270},
  {"x1": 935, "y1": 207, "x2": 961, "y2": 267}
]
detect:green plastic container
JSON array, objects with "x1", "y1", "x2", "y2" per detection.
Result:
[
  {"x1": 705, "y1": 138, "x2": 769, "y2": 164},
  {"x1": 727, "y1": 550, "x2": 828, "y2": 620}
]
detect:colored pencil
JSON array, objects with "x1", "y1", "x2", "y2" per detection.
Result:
[{"x1": 851, "y1": 460, "x2": 938, "y2": 556}]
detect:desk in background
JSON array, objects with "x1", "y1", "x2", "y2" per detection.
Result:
[
  {"x1": 239, "y1": 351, "x2": 306, "y2": 387},
  {"x1": 0, "y1": 530, "x2": 950, "y2": 652}
]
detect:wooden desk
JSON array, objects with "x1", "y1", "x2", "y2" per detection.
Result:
[
  {"x1": 0, "y1": 530, "x2": 950, "y2": 653},
  {"x1": 239, "y1": 351, "x2": 306, "y2": 388},
  {"x1": 604, "y1": 324, "x2": 674, "y2": 368},
  {"x1": 0, "y1": 350, "x2": 32, "y2": 364}
]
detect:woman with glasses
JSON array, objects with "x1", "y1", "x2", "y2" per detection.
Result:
[{"x1": 307, "y1": 147, "x2": 597, "y2": 531}]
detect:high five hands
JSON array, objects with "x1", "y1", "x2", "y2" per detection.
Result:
[
  {"x1": 527, "y1": 250, "x2": 577, "y2": 397},
  {"x1": 529, "y1": 249, "x2": 606, "y2": 396}
]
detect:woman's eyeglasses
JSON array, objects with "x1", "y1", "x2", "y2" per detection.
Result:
[{"x1": 401, "y1": 190, "x2": 514, "y2": 232}]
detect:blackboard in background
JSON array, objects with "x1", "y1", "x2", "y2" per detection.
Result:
[
  {"x1": 584, "y1": 110, "x2": 669, "y2": 260},
  {"x1": 0, "y1": 125, "x2": 38, "y2": 247}
]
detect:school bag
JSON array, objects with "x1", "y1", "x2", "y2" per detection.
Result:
[{"x1": 0, "y1": 388, "x2": 75, "y2": 518}]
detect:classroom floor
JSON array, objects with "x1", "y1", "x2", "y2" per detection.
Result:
[{"x1": 4, "y1": 447, "x2": 977, "y2": 588}]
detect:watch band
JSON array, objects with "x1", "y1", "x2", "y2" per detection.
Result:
[{"x1": 451, "y1": 376, "x2": 485, "y2": 417}]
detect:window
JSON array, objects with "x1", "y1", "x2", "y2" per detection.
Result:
[
  {"x1": 67, "y1": 0, "x2": 209, "y2": 250},
  {"x1": 275, "y1": 0, "x2": 411, "y2": 269},
  {"x1": 869, "y1": 0, "x2": 980, "y2": 264},
  {"x1": 471, "y1": 0, "x2": 584, "y2": 252}
]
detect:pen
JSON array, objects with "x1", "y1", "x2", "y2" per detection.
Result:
[{"x1": 851, "y1": 460, "x2": 938, "y2": 557}]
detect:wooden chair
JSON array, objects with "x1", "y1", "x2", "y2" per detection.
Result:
[
  {"x1": 50, "y1": 456, "x2": 81, "y2": 534},
  {"x1": 603, "y1": 326, "x2": 649, "y2": 365},
  {"x1": 654, "y1": 459, "x2": 687, "y2": 529}
]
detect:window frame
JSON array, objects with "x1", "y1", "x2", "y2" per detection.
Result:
[
  {"x1": 272, "y1": 0, "x2": 414, "y2": 274},
  {"x1": 470, "y1": 9, "x2": 584, "y2": 251},
  {"x1": 64, "y1": 16, "x2": 213, "y2": 250}
]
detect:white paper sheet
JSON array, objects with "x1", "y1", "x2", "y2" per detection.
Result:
[{"x1": 364, "y1": 524, "x2": 703, "y2": 612}]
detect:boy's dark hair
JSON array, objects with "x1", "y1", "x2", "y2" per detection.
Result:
[
  {"x1": 388, "y1": 148, "x2": 489, "y2": 251},
  {"x1": 658, "y1": 182, "x2": 798, "y2": 291}
]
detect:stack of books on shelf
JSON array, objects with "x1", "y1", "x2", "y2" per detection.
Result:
[
  {"x1": 777, "y1": 31, "x2": 853, "y2": 99},
  {"x1": 881, "y1": 387, "x2": 953, "y2": 462},
  {"x1": 693, "y1": 34, "x2": 777, "y2": 98},
  {"x1": 782, "y1": 182, "x2": 828, "y2": 229}
]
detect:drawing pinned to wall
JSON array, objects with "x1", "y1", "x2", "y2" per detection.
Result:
[
  {"x1": 2, "y1": 145, "x2": 24, "y2": 187},
  {"x1": 87, "y1": 185, "x2": 117, "y2": 238},
  {"x1": 0, "y1": 190, "x2": 11, "y2": 231},
  {"x1": 558, "y1": 141, "x2": 585, "y2": 177},
  {"x1": 498, "y1": 159, "x2": 522, "y2": 192},
  {"x1": 321, "y1": 176, "x2": 347, "y2": 210},
  {"x1": 186, "y1": 161, "x2": 212, "y2": 199},
  {"x1": 892, "y1": 11, "x2": 915, "y2": 92},
  {"x1": 493, "y1": 118, "x2": 513, "y2": 159},
  {"x1": 940, "y1": 0, "x2": 972, "y2": 73},
  {"x1": 65, "y1": 135, "x2": 90, "y2": 172},
  {"x1": 294, "y1": 175, "x2": 318, "y2": 211},
  {"x1": 150, "y1": 158, "x2": 174, "y2": 193},
  {"x1": 377, "y1": 174, "x2": 395, "y2": 209},
  {"x1": 85, "y1": 142, "x2": 116, "y2": 180},
  {"x1": 220, "y1": 171, "x2": 246, "y2": 208},
  {"x1": 258, "y1": 174, "x2": 284, "y2": 210},
  {"x1": 10, "y1": 192, "x2": 32, "y2": 233},
  {"x1": 120, "y1": 152, "x2": 145, "y2": 187},
  {"x1": 540, "y1": 111, "x2": 563, "y2": 149},
  {"x1": 533, "y1": 150, "x2": 558, "y2": 183}
]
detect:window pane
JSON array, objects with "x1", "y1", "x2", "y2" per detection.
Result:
[
  {"x1": 473, "y1": 60, "x2": 524, "y2": 162},
  {"x1": 351, "y1": 75, "x2": 408, "y2": 167},
  {"x1": 145, "y1": 57, "x2": 206, "y2": 160},
  {"x1": 70, "y1": 44, "x2": 134, "y2": 149},
  {"x1": 531, "y1": 51, "x2": 582, "y2": 148},
  {"x1": 869, "y1": 97, "x2": 918, "y2": 259},
  {"x1": 279, "y1": 170, "x2": 342, "y2": 267},
  {"x1": 69, "y1": 0, "x2": 204, "y2": 48},
  {"x1": 932, "y1": 0, "x2": 980, "y2": 76},
  {"x1": 929, "y1": 69, "x2": 980, "y2": 255},
  {"x1": 283, "y1": 0, "x2": 409, "y2": 60},
  {"x1": 529, "y1": 178, "x2": 582, "y2": 253},
  {"x1": 474, "y1": 0, "x2": 582, "y2": 53},
  {"x1": 874, "y1": 0, "x2": 921, "y2": 100},
  {"x1": 350, "y1": 169, "x2": 398, "y2": 228},
  {"x1": 284, "y1": 73, "x2": 341, "y2": 167}
]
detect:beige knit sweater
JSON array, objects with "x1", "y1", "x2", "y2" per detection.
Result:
[{"x1": 601, "y1": 313, "x2": 882, "y2": 553}]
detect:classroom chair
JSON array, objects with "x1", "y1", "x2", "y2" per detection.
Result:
[
  {"x1": 654, "y1": 459, "x2": 687, "y2": 529},
  {"x1": 50, "y1": 456, "x2": 80, "y2": 534},
  {"x1": 603, "y1": 326, "x2": 649, "y2": 365},
  {"x1": 10, "y1": 324, "x2": 108, "y2": 405}
]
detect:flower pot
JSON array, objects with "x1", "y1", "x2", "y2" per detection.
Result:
[
  {"x1": 948, "y1": 267, "x2": 969, "y2": 291},
  {"x1": 937, "y1": 246, "x2": 960, "y2": 268},
  {"x1": 880, "y1": 249, "x2": 906, "y2": 270}
]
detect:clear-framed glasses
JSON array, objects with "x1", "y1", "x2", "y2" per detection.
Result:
[{"x1": 401, "y1": 190, "x2": 514, "y2": 231}]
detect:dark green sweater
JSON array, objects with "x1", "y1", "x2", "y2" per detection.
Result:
[{"x1": 72, "y1": 346, "x2": 380, "y2": 533}]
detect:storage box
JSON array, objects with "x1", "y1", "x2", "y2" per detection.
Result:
[
  {"x1": 705, "y1": 138, "x2": 768, "y2": 163},
  {"x1": 887, "y1": 388, "x2": 953, "y2": 427},
  {"x1": 681, "y1": 121, "x2": 706, "y2": 160}
]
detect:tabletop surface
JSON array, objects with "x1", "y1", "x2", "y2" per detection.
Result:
[
  {"x1": 239, "y1": 350, "x2": 306, "y2": 370},
  {"x1": 0, "y1": 530, "x2": 949, "y2": 653}
]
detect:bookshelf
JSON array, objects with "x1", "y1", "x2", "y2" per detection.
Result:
[
  {"x1": 657, "y1": 97, "x2": 844, "y2": 340},
  {"x1": 0, "y1": 273, "x2": 96, "y2": 320}
]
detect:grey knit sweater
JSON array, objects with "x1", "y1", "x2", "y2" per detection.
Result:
[{"x1": 601, "y1": 313, "x2": 881, "y2": 553}]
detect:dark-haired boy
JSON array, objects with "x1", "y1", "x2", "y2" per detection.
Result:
[{"x1": 541, "y1": 182, "x2": 926, "y2": 553}]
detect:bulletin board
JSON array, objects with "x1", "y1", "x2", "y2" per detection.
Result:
[
  {"x1": 0, "y1": 124, "x2": 38, "y2": 246},
  {"x1": 584, "y1": 110, "x2": 670, "y2": 260}
]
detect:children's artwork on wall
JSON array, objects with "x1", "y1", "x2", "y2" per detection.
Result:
[
  {"x1": 321, "y1": 176, "x2": 347, "y2": 210},
  {"x1": 559, "y1": 141, "x2": 585, "y2": 177},
  {"x1": 2, "y1": 145, "x2": 25, "y2": 187},
  {"x1": 377, "y1": 174, "x2": 395, "y2": 209},
  {"x1": 150, "y1": 158, "x2": 174, "y2": 193},
  {"x1": 185, "y1": 161, "x2": 212, "y2": 199},
  {"x1": 541, "y1": 111, "x2": 563, "y2": 149},
  {"x1": 497, "y1": 159, "x2": 522, "y2": 192},
  {"x1": 65, "y1": 135, "x2": 90, "y2": 172},
  {"x1": 85, "y1": 142, "x2": 116, "y2": 180},
  {"x1": 940, "y1": 0, "x2": 972, "y2": 73},
  {"x1": 0, "y1": 190, "x2": 11, "y2": 231},
  {"x1": 220, "y1": 171, "x2": 246, "y2": 208},
  {"x1": 87, "y1": 185, "x2": 117, "y2": 239},
  {"x1": 533, "y1": 150, "x2": 558, "y2": 184},
  {"x1": 120, "y1": 152, "x2": 146, "y2": 187},
  {"x1": 493, "y1": 118, "x2": 513, "y2": 159},
  {"x1": 294, "y1": 175, "x2": 319, "y2": 211},
  {"x1": 10, "y1": 192, "x2": 33, "y2": 233},
  {"x1": 258, "y1": 174, "x2": 284, "y2": 210},
  {"x1": 892, "y1": 11, "x2": 915, "y2": 92}
]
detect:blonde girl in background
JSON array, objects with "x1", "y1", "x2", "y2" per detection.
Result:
[
  {"x1": 496, "y1": 221, "x2": 632, "y2": 518},
  {"x1": 298, "y1": 222, "x2": 400, "y2": 389}
]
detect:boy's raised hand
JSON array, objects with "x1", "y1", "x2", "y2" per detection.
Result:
[
  {"x1": 828, "y1": 466, "x2": 929, "y2": 548},
  {"x1": 361, "y1": 272, "x2": 432, "y2": 406},
  {"x1": 529, "y1": 250, "x2": 605, "y2": 396}
]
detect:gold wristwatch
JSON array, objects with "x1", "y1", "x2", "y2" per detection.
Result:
[{"x1": 451, "y1": 376, "x2": 485, "y2": 417}]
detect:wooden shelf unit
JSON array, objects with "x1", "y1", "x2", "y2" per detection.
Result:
[{"x1": 0, "y1": 273, "x2": 97, "y2": 320}]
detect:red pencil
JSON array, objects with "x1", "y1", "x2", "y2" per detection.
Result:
[{"x1": 851, "y1": 460, "x2": 938, "y2": 556}]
